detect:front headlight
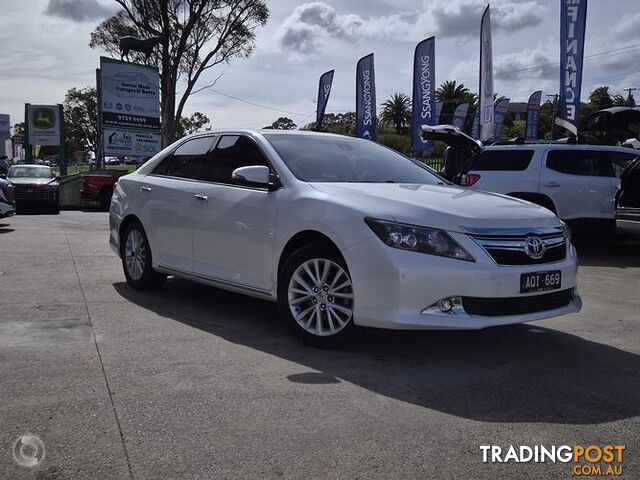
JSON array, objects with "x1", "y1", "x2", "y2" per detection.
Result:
[
  {"x1": 364, "y1": 218, "x2": 475, "y2": 261},
  {"x1": 559, "y1": 220, "x2": 572, "y2": 242}
]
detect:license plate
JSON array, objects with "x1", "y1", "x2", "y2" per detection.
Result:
[{"x1": 520, "y1": 270, "x2": 562, "y2": 294}]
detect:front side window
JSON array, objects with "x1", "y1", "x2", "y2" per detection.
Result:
[
  {"x1": 201, "y1": 135, "x2": 269, "y2": 184},
  {"x1": 546, "y1": 150, "x2": 613, "y2": 177},
  {"x1": 152, "y1": 136, "x2": 216, "y2": 179},
  {"x1": 263, "y1": 133, "x2": 441, "y2": 184}
]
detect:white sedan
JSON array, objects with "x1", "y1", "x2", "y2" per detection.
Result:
[{"x1": 109, "y1": 130, "x2": 581, "y2": 348}]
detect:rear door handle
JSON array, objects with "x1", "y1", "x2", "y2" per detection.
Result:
[
  {"x1": 194, "y1": 194, "x2": 208, "y2": 202},
  {"x1": 543, "y1": 182, "x2": 560, "y2": 187},
  {"x1": 140, "y1": 186, "x2": 152, "y2": 192}
]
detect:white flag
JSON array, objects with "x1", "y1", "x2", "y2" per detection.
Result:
[{"x1": 479, "y1": 5, "x2": 494, "y2": 142}]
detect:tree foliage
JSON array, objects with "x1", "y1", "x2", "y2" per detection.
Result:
[
  {"x1": 176, "y1": 111, "x2": 211, "y2": 138},
  {"x1": 268, "y1": 117, "x2": 297, "y2": 130},
  {"x1": 380, "y1": 93, "x2": 411, "y2": 134},
  {"x1": 436, "y1": 80, "x2": 476, "y2": 125},
  {"x1": 90, "y1": 0, "x2": 269, "y2": 145},
  {"x1": 63, "y1": 86, "x2": 99, "y2": 156}
]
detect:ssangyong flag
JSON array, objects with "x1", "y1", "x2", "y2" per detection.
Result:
[
  {"x1": 556, "y1": 0, "x2": 587, "y2": 136},
  {"x1": 493, "y1": 98, "x2": 510, "y2": 141},
  {"x1": 479, "y1": 5, "x2": 494, "y2": 142},
  {"x1": 451, "y1": 103, "x2": 469, "y2": 130},
  {"x1": 470, "y1": 107, "x2": 480, "y2": 140},
  {"x1": 525, "y1": 90, "x2": 543, "y2": 141},
  {"x1": 411, "y1": 36, "x2": 436, "y2": 152},
  {"x1": 316, "y1": 70, "x2": 334, "y2": 131},
  {"x1": 356, "y1": 54, "x2": 376, "y2": 140}
]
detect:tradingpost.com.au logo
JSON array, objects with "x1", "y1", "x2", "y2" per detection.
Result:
[{"x1": 480, "y1": 444, "x2": 625, "y2": 476}]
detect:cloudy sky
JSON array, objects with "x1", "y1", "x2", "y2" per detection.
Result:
[{"x1": 2, "y1": 0, "x2": 640, "y2": 130}]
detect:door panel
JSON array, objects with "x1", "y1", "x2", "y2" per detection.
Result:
[
  {"x1": 191, "y1": 135, "x2": 278, "y2": 291},
  {"x1": 540, "y1": 150, "x2": 616, "y2": 220}
]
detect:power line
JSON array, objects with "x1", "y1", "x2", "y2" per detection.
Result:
[{"x1": 206, "y1": 88, "x2": 312, "y2": 117}]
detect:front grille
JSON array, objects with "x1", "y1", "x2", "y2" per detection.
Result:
[
  {"x1": 462, "y1": 289, "x2": 573, "y2": 316},
  {"x1": 468, "y1": 227, "x2": 567, "y2": 266},
  {"x1": 14, "y1": 185, "x2": 53, "y2": 201}
]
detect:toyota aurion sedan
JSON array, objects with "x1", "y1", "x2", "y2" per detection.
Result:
[{"x1": 110, "y1": 130, "x2": 581, "y2": 347}]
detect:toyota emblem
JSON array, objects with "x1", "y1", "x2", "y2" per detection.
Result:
[{"x1": 524, "y1": 236, "x2": 546, "y2": 259}]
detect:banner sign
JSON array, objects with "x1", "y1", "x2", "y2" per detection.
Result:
[
  {"x1": 99, "y1": 57, "x2": 160, "y2": 131},
  {"x1": 412, "y1": 36, "x2": 436, "y2": 152},
  {"x1": 451, "y1": 103, "x2": 469, "y2": 130},
  {"x1": 435, "y1": 102, "x2": 443, "y2": 125},
  {"x1": 0, "y1": 114, "x2": 9, "y2": 156},
  {"x1": 103, "y1": 129, "x2": 162, "y2": 157},
  {"x1": 479, "y1": 5, "x2": 494, "y2": 142},
  {"x1": 356, "y1": 54, "x2": 377, "y2": 140},
  {"x1": 556, "y1": 0, "x2": 587, "y2": 136},
  {"x1": 316, "y1": 70, "x2": 334, "y2": 130},
  {"x1": 525, "y1": 90, "x2": 543, "y2": 141},
  {"x1": 470, "y1": 107, "x2": 480, "y2": 139},
  {"x1": 26, "y1": 105, "x2": 61, "y2": 146},
  {"x1": 493, "y1": 98, "x2": 510, "y2": 141}
]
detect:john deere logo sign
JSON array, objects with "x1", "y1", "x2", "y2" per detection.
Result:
[
  {"x1": 32, "y1": 107, "x2": 56, "y2": 129},
  {"x1": 26, "y1": 104, "x2": 61, "y2": 146}
]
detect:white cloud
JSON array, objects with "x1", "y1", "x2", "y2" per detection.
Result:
[
  {"x1": 46, "y1": 0, "x2": 115, "y2": 22},
  {"x1": 278, "y1": 0, "x2": 548, "y2": 54}
]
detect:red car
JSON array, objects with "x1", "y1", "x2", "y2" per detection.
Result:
[{"x1": 81, "y1": 171, "x2": 129, "y2": 210}]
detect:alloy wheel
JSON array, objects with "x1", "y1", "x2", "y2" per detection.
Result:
[
  {"x1": 124, "y1": 228, "x2": 146, "y2": 281},
  {"x1": 288, "y1": 258, "x2": 354, "y2": 336}
]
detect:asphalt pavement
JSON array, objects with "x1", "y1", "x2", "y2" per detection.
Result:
[{"x1": 1, "y1": 211, "x2": 639, "y2": 479}]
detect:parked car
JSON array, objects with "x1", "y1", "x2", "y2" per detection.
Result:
[
  {"x1": 81, "y1": 170, "x2": 130, "y2": 210},
  {"x1": 109, "y1": 130, "x2": 580, "y2": 348},
  {"x1": 428, "y1": 126, "x2": 638, "y2": 225},
  {"x1": 7, "y1": 165, "x2": 60, "y2": 214},
  {"x1": 106, "y1": 157, "x2": 121, "y2": 166},
  {"x1": 615, "y1": 156, "x2": 640, "y2": 234},
  {"x1": 0, "y1": 176, "x2": 16, "y2": 218}
]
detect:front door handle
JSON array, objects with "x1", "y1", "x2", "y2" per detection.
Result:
[
  {"x1": 140, "y1": 186, "x2": 152, "y2": 192},
  {"x1": 543, "y1": 182, "x2": 560, "y2": 187},
  {"x1": 194, "y1": 193, "x2": 208, "y2": 202}
]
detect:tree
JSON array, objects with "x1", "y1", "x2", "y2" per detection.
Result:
[
  {"x1": 90, "y1": 0, "x2": 269, "y2": 146},
  {"x1": 436, "y1": 80, "x2": 475, "y2": 124},
  {"x1": 589, "y1": 86, "x2": 614, "y2": 110},
  {"x1": 303, "y1": 112, "x2": 356, "y2": 134},
  {"x1": 269, "y1": 117, "x2": 297, "y2": 130},
  {"x1": 63, "y1": 86, "x2": 98, "y2": 157},
  {"x1": 380, "y1": 93, "x2": 411, "y2": 134},
  {"x1": 176, "y1": 112, "x2": 211, "y2": 138}
]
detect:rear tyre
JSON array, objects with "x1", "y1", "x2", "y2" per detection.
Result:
[
  {"x1": 278, "y1": 242, "x2": 358, "y2": 349},
  {"x1": 99, "y1": 187, "x2": 113, "y2": 211},
  {"x1": 121, "y1": 220, "x2": 166, "y2": 290}
]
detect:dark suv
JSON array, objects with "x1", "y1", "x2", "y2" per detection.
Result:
[{"x1": 7, "y1": 165, "x2": 60, "y2": 213}]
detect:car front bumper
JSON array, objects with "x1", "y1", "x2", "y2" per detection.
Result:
[{"x1": 342, "y1": 233, "x2": 581, "y2": 330}]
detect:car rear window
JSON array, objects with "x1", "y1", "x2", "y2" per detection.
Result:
[{"x1": 474, "y1": 150, "x2": 534, "y2": 171}]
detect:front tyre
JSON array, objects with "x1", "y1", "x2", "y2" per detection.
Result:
[
  {"x1": 278, "y1": 243, "x2": 358, "y2": 348},
  {"x1": 121, "y1": 221, "x2": 166, "y2": 290}
]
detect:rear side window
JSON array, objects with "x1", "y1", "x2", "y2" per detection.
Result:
[
  {"x1": 152, "y1": 136, "x2": 216, "y2": 179},
  {"x1": 546, "y1": 150, "x2": 614, "y2": 177},
  {"x1": 474, "y1": 150, "x2": 534, "y2": 171},
  {"x1": 202, "y1": 135, "x2": 269, "y2": 185}
]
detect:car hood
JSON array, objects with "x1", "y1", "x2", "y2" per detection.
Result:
[
  {"x1": 309, "y1": 182, "x2": 560, "y2": 232},
  {"x1": 9, "y1": 178, "x2": 57, "y2": 186}
]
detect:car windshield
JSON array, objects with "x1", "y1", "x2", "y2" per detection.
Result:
[
  {"x1": 8, "y1": 166, "x2": 53, "y2": 179},
  {"x1": 263, "y1": 133, "x2": 442, "y2": 184}
]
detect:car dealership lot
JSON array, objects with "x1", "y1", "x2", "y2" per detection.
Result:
[{"x1": 1, "y1": 211, "x2": 639, "y2": 479}]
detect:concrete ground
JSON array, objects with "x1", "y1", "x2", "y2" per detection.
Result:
[{"x1": 1, "y1": 211, "x2": 639, "y2": 479}]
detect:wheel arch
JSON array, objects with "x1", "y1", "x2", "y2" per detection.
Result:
[
  {"x1": 507, "y1": 192, "x2": 557, "y2": 214},
  {"x1": 118, "y1": 213, "x2": 143, "y2": 255},
  {"x1": 277, "y1": 230, "x2": 344, "y2": 278}
]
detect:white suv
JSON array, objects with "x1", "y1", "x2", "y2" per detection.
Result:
[
  {"x1": 110, "y1": 130, "x2": 580, "y2": 347},
  {"x1": 467, "y1": 144, "x2": 638, "y2": 222}
]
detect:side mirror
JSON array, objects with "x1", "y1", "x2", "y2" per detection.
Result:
[{"x1": 231, "y1": 165, "x2": 272, "y2": 188}]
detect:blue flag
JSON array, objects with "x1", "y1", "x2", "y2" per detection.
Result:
[
  {"x1": 411, "y1": 37, "x2": 436, "y2": 152},
  {"x1": 451, "y1": 102, "x2": 469, "y2": 130},
  {"x1": 556, "y1": 0, "x2": 587, "y2": 136},
  {"x1": 470, "y1": 107, "x2": 480, "y2": 140},
  {"x1": 525, "y1": 90, "x2": 542, "y2": 141},
  {"x1": 356, "y1": 54, "x2": 376, "y2": 140},
  {"x1": 435, "y1": 101, "x2": 443, "y2": 125},
  {"x1": 316, "y1": 70, "x2": 334, "y2": 130},
  {"x1": 493, "y1": 98, "x2": 510, "y2": 141}
]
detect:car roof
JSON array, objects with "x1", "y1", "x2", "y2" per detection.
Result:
[
  {"x1": 184, "y1": 129, "x2": 359, "y2": 140},
  {"x1": 485, "y1": 143, "x2": 639, "y2": 153},
  {"x1": 9, "y1": 164, "x2": 50, "y2": 168}
]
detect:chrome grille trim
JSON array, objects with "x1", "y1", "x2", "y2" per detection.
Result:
[{"x1": 466, "y1": 226, "x2": 567, "y2": 266}]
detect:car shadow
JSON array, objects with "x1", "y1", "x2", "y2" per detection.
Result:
[
  {"x1": 574, "y1": 234, "x2": 640, "y2": 268},
  {"x1": 113, "y1": 279, "x2": 640, "y2": 425},
  {"x1": 0, "y1": 227, "x2": 14, "y2": 234}
]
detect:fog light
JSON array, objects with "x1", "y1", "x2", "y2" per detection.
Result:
[{"x1": 438, "y1": 298, "x2": 453, "y2": 312}]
